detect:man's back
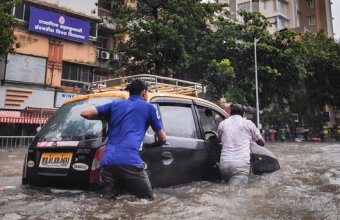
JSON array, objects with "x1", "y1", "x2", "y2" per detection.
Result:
[
  {"x1": 218, "y1": 115, "x2": 262, "y2": 164},
  {"x1": 97, "y1": 95, "x2": 162, "y2": 167}
]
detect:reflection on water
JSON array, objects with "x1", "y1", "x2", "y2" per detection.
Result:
[{"x1": 0, "y1": 142, "x2": 339, "y2": 219}]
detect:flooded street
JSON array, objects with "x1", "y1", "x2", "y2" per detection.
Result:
[{"x1": 0, "y1": 142, "x2": 339, "y2": 219}]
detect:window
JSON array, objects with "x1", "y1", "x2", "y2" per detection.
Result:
[
  {"x1": 13, "y1": 3, "x2": 30, "y2": 21},
  {"x1": 96, "y1": 36, "x2": 108, "y2": 49},
  {"x1": 159, "y1": 104, "x2": 198, "y2": 139},
  {"x1": 273, "y1": 0, "x2": 287, "y2": 13},
  {"x1": 90, "y1": 21, "x2": 97, "y2": 38},
  {"x1": 197, "y1": 106, "x2": 224, "y2": 140},
  {"x1": 277, "y1": 0, "x2": 287, "y2": 13},
  {"x1": 37, "y1": 97, "x2": 119, "y2": 142},
  {"x1": 98, "y1": 0, "x2": 112, "y2": 10},
  {"x1": 307, "y1": 0, "x2": 315, "y2": 8},
  {"x1": 238, "y1": 2, "x2": 250, "y2": 12},
  {"x1": 276, "y1": 16, "x2": 287, "y2": 29},
  {"x1": 199, "y1": 108, "x2": 218, "y2": 132},
  {"x1": 62, "y1": 62, "x2": 94, "y2": 87},
  {"x1": 97, "y1": 29, "x2": 110, "y2": 49},
  {"x1": 308, "y1": 16, "x2": 316, "y2": 25}
]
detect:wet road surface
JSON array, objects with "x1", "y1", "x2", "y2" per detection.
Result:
[{"x1": 0, "y1": 142, "x2": 339, "y2": 219}]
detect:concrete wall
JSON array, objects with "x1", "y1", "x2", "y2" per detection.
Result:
[{"x1": 14, "y1": 28, "x2": 49, "y2": 57}]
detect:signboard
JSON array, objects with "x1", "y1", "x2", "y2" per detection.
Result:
[
  {"x1": 6, "y1": 54, "x2": 46, "y2": 84},
  {"x1": 29, "y1": 6, "x2": 90, "y2": 43},
  {"x1": 0, "y1": 86, "x2": 55, "y2": 110},
  {"x1": 54, "y1": 92, "x2": 79, "y2": 108}
]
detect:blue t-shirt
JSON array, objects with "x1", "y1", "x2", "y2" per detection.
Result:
[{"x1": 96, "y1": 95, "x2": 163, "y2": 167}]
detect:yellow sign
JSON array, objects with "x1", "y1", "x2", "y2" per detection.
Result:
[{"x1": 39, "y1": 152, "x2": 73, "y2": 169}]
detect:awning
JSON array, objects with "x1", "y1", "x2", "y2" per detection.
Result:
[
  {"x1": 0, "y1": 107, "x2": 57, "y2": 124},
  {"x1": 0, "y1": 117, "x2": 48, "y2": 124},
  {"x1": 0, "y1": 110, "x2": 21, "y2": 117}
]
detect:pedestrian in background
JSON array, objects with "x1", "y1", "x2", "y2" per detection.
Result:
[
  {"x1": 269, "y1": 128, "x2": 276, "y2": 141},
  {"x1": 218, "y1": 104, "x2": 265, "y2": 185},
  {"x1": 80, "y1": 79, "x2": 168, "y2": 200}
]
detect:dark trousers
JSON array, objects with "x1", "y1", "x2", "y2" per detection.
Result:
[{"x1": 100, "y1": 165, "x2": 153, "y2": 200}]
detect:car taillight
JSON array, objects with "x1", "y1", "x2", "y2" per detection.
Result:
[{"x1": 89, "y1": 145, "x2": 105, "y2": 185}]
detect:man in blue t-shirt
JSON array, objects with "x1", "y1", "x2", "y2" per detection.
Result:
[{"x1": 81, "y1": 79, "x2": 167, "y2": 200}]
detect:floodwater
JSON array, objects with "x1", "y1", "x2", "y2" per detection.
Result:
[{"x1": 0, "y1": 142, "x2": 339, "y2": 219}]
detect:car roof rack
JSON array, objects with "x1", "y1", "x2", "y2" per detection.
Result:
[{"x1": 87, "y1": 74, "x2": 204, "y2": 97}]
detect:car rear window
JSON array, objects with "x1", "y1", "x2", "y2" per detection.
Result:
[{"x1": 36, "y1": 97, "x2": 121, "y2": 142}]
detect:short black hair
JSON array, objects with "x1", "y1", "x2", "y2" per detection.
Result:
[
  {"x1": 126, "y1": 79, "x2": 148, "y2": 95},
  {"x1": 230, "y1": 103, "x2": 244, "y2": 116}
]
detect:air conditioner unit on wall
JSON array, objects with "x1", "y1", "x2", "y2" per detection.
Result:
[
  {"x1": 96, "y1": 49, "x2": 100, "y2": 58},
  {"x1": 101, "y1": 51, "x2": 110, "y2": 60}
]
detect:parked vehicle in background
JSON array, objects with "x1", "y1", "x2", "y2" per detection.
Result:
[{"x1": 22, "y1": 75, "x2": 280, "y2": 189}]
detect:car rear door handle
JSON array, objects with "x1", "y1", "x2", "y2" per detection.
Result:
[{"x1": 161, "y1": 151, "x2": 173, "y2": 159}]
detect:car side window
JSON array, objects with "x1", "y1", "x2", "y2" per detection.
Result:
[
  {"x1": 197, "y1": 106, "x2": 224, "y2": 134},
  {"x1": 158, "y1": 104, "x2": 198, "y2": 139},
  {"x1": 213, "y1": 111, "x2": 224, "y2": 126}
]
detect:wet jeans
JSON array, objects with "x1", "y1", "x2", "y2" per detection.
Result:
[
  {"x1": 219, "y1": 162, "x2": 250, "y2": 185},
  {"x1": 100, "y1": 165, "x2": 153, "y2": 200}
]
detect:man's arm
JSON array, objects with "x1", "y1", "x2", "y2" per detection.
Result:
[
  {"x1": 143, "y1": 129, "x2": 168, "y2": 148},
  {"x1": 80, "y1": 106, "x2": 98, "y2": 119},
  {"x1": 256, "y1": 138, "x2": 265, "y2": 147},
  {"x1": 248, "y1": 120, "x2": 265, "y2": 146},
  {"x1": 156, "y1": 129, "x2": 168, "y2": 145}
]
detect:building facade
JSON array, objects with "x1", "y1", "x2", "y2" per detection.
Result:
[
  {"x1": 293, "y1": 0, "x2": 334, "y2": 37},
  {"x1": 0, "y1": 0, "x2": 124, "y2": 136},
  {"x1": 219, "y1": 0, "x2": 334, "y2": 37}
]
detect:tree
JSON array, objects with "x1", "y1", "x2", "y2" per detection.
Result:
[
  {"x1": 203, "y1": 58, "x2": 235, "y2": 102},
  {"x1": 289, "y1": 32, "x2": 340, "y2": 128},
  {"x1": 303, "y1": 32, "x2": 340, "y2": 109},
  {"x1": 115, "y1": 0, "x2": 225, "y2": 78},
  {"x1": 0, "y1": 0, "x2": 20, "y2": 59},
  {"x1": 208, "y1": 11, "x2": 307, "y2": 110}
]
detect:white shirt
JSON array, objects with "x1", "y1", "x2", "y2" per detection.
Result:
[{"x1": 218, "y1": 115, "x2": 263, "y2": 164}]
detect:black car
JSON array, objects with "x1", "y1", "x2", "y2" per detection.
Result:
[{"x1": 22, "y1": 91, "x2": 279, "y2": 189}]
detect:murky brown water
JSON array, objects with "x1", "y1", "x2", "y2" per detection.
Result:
[{"x1": 0, "y1": 142, "x2": 339, "y2": 219}]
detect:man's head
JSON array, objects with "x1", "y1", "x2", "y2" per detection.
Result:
[
  {"x1": 230, "y1": 103, "x2": 245, "y2": 116},
  {"x1": 126, "y1": 79, "x2": 148, "y2": 100}
]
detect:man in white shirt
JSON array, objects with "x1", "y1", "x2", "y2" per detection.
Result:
[{"x1": 218, "y1": 104, "x2": 265, "y2": 185}]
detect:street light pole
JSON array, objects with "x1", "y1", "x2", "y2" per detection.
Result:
[
  {"x1": 254, "y1": 32, "x2": 282, "y2": 129},
  {"x1": 254, "y1": 37, "x2": 260, "y2": 129}
]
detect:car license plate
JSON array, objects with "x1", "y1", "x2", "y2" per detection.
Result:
[{"x1": 39, "y1": 152, "x2": 73, "y2": 169}]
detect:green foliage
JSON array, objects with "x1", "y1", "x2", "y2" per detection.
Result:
[
  {"x1": 203, "y1": 58, "x2": 234, "y2": 101},
  {"x1": 208, "y1": 11, "x2": 307, "y2": 110},
  {"x1": 262, "y1": 109, "x2": 291, "y2": 128},
  {"x1": 0, "y1": 0, "x2": 20, "y2": 58},
  {"x1": 115, "y1": 0, "x2": 225, "y2": 78},
  {"x1": 302, "y1": 32, "x2": 340, "y2": 109},
  {"x1": 238, "y1": 10, "x2": 271, "y2": 40},
  {"x1": 111, "y1": 3, "x2": 340, "y2": 129}
]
